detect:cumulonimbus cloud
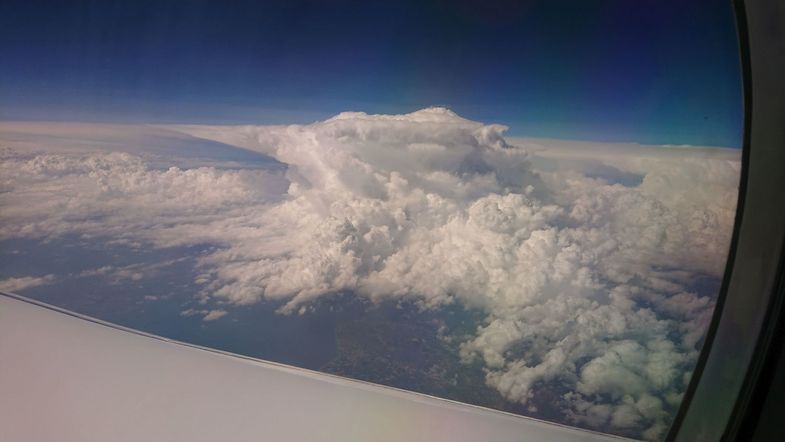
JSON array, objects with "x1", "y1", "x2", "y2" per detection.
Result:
[{"x1": 0, "y1": 108, "x2": 740, "y2": 440}]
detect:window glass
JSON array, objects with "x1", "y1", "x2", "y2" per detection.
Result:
[{"x1": 0, "y1": 1, "x2": 742, "y2": 440}]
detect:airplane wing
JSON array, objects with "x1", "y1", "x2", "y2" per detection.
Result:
[{"x1": 0, "y1": 292, "x2": 624, "y2": 442}]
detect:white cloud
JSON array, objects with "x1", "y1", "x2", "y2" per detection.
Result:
[
  {"x1": 180, "y1": 308, "x2": 202, "y2": 317},
  {"x1": 203, "y1": 309, "x2": 228, "y2": 321},
  {"x1": 0, "y1": 275, "x2": 55, "y2": 292},
  {"x1": 0, "y1": 108, "x2": 740, "y2": 440},
  {"x1": 76, "y1": 259, "x2": 190, "y2": 285},
  {"x1": 180, "y1": 308, "x2": 228, "y2": 321}
]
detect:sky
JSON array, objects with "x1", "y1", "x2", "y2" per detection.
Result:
[{"x1": 0, "y1": 0, "x2": 742, "y2": 146}]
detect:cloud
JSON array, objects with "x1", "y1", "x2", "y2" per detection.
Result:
[
  {"x1": 203, "y1": 309, "x2": 228, "y2": 321},
  {"x1": 0, "y1": 149, "x2": 288, "y2": 242},
  {"x1": 0, "y1": 275, "x2": 55, "y2": 292},
  {"x1": 76, "y1": 259, "x2": 190, "y2": 285},
  {"x1": 0, "y1": 108, "x2": 740, "y2": 439},
  {"x1": 180, "y1": 308, "x2": 229, "y2": 321}
]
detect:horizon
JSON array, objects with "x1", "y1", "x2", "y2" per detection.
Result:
[{"x1": 0, "y1": 107, "x2": 744, "y2": 151}]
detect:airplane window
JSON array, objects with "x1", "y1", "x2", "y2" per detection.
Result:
[{"x1": 0, "y1": 1, "x2": 743, "y2": 440}]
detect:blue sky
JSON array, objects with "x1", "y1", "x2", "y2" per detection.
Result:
[{"x1": 0, "y1": 0, "x2": 743, "y2": 146}]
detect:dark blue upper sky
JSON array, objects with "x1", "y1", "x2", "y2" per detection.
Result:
[{"x1": 0, "y1": 0, "x2": 743, "y2": 146}]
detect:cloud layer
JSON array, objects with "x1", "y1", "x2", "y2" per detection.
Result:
[{"x1": 0, "y1": 109, "x2": 740, "y2": 439}]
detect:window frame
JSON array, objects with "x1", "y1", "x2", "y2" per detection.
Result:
[{"x1": 667, "y1": 1, "x2": 785, "y2": 440}]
